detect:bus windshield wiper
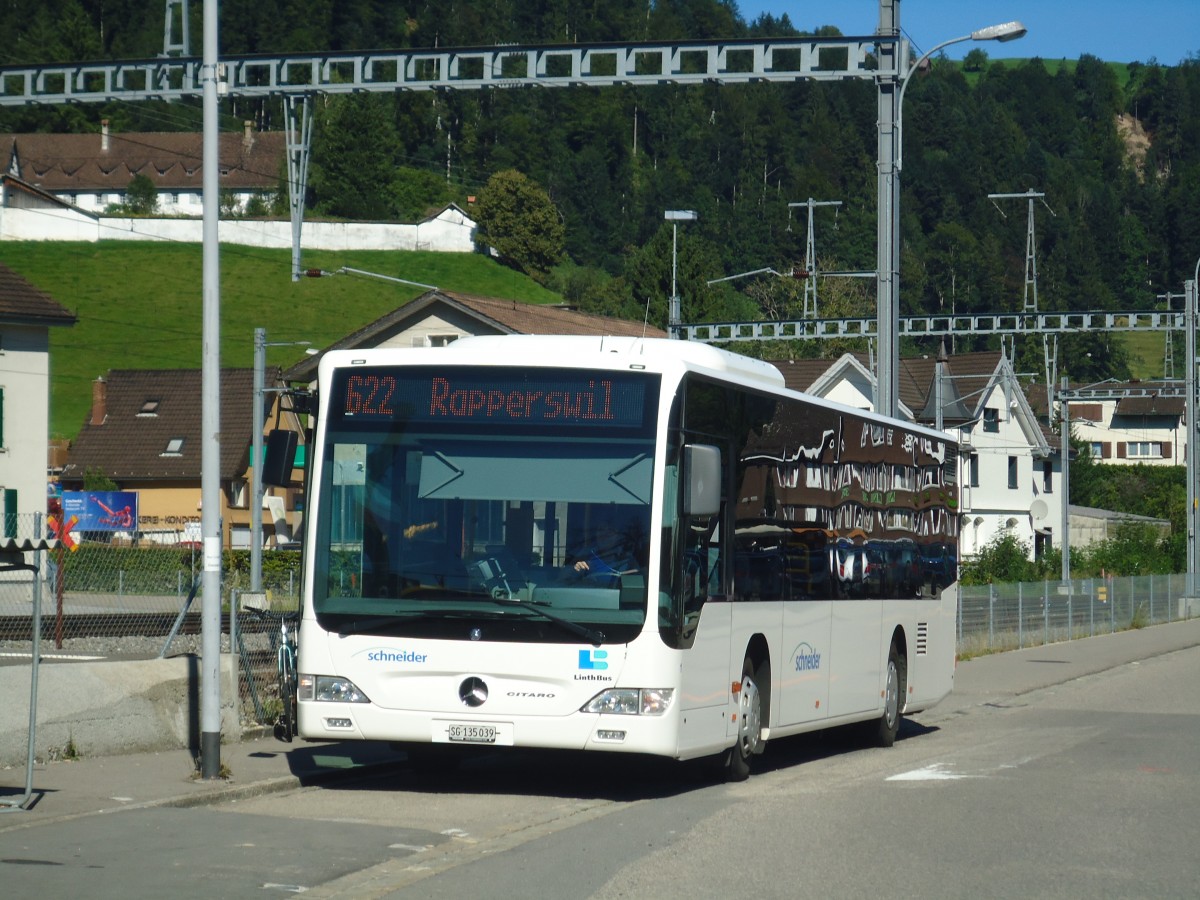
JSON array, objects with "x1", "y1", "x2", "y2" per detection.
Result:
[{"x1": 482, "y1": 596, "x2": 605, "y2": 647}]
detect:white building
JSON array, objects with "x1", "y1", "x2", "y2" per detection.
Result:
[
  {"x1": 0, "y1": 264, "x2": 76, "y2": 532},
  {"x1": 1063, "y1": 386, "x2": 1185, "y2": 466},
  {"x1": 2, "y1": 121, "x2": 284, "y2": 215}
]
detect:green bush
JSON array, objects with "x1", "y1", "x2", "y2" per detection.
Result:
[{"x1": 57, "y1": 543, "x2": 301, "y2": 597}]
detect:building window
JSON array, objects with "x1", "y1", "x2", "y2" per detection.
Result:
[
  {"x1": 1126, "y1": 441, "x2": 1162, "y2": 459},
  {"x1": 983, "y1": 408, "x2": 999, "y2": 433},
  {"x1": 138, "y1": 399, "x2": 160, "y2": 416},
  {"x1": 1035, "y1": 529, "x2": 1052, "y2": 560},
  {"x1": 969, "y1": 455, "x2": 980, "y2": 487},
  {"x1": 1042, "y1": 460, "x2": 1052, "y2": 492},
  {"x1": 162, "y1": 436, "x2": 185, "y2": 456},
  {"x1": 428, "y1": 334, "x2": 459, "y2": 347},
  {"x1": 1088, "y1": 442, "x2": 1104, "y2": 458},
  {"x1": 1008, "y1": 456, "x2": 1018, "y2": 489}
]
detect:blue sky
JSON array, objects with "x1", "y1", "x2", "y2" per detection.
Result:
[{"x1": 739, "y1": 1, "x2": 1199, "y2": 66}]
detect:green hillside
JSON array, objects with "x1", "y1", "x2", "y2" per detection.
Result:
[{"x1": 0, "y1": 241, "x2": 560, "y2": 439}]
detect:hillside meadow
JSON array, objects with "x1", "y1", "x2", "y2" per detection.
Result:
[{"x1": 0, "y1": 241, "x2": 559, "y2": 438}]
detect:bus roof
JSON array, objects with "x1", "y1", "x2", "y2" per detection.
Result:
[{"x1": 440, "y1": 335, "x2": 786, "y2": 388}]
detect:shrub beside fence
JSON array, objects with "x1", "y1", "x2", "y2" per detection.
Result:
[{"x1": 958, "y1": 573, "x2": 1198, "y2": 657}]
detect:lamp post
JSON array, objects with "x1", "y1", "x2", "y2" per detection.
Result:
[
  {"x1": 665, "y1": 209, "x2": 697, "y2": 338},
  {"x1": 875, "y1": 16, "x2": 1027, "y2": 418},
  {"x1": 251, "y1": 328, "x2": 309, "y2": 598}
]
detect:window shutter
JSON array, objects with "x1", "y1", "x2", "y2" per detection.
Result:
[
  {"x1": 1102, "y1": 442, "x2": 1113, "y2": 459},
  {"x1": 1162, "y1": 441, "x2": 1172, "y2": 458},
  {"x1": 1116, "y1": 443, "x2": 1127, "y2": 459},
  {"x1": 3, "y1": 488, "x2": 16, "y2": 538},
  {"x1": 0, "y1": 388, "x2": 4, "y2": 448}
]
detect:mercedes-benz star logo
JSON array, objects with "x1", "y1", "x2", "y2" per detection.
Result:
[{"x1": 459, "y1": 676, "x2": 488, "y2": 708}]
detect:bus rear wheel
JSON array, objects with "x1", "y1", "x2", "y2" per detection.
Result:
[{"x1": 872, "y1": 642, "x2": 906, "y2": 747}]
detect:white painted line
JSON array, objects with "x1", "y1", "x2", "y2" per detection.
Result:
[{"x1": 0, "y1": 651, "x2": 105, "y2": 661}]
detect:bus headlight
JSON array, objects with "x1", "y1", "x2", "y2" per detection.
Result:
[
  {"x1": 298, "y1": 674, "x2": 371, "y2": 703},
  {"x1": 582, "y1": 688, "x2": 674, "y2": 716}
]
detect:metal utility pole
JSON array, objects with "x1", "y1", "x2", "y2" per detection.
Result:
[
  {"x1": 1158, "y1": 291, "x2": 1184, "y2": 379},
  {"x1": 1060, "y1": 376, "x2": 1071, "y2": 582},
  {"x1": 199, "y1": 0, "x2": 222, "y2": 780},
  {"x1": 251, "y1": 329, "x2": 265, "y2": 596},
  {"x1": 788, "y1": 199, "x2": 841, "y2": 318},
  {"x1": 162, "y1": 0, "x2": 189, "y2": 57},
  {"x1": 989, "y1": 189, "x2": 1055, "y2": 312},
  {"x1": 1187, "y1": 278, "x2": 1198, "y2": 596},
  {"x1": 285, "y1": 96, "x2": 313, "y2": 282},
  {"x1": 875, "y1": 0, "x2": 902, "y2": 418}
]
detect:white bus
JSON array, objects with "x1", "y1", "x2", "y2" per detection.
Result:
[{"x1": 296, "y1": 335, "x2": 957, "y2": 779}]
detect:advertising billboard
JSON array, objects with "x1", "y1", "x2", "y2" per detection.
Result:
[{"x1": 61, "y1": 491, "x2": 138, "y2": 533}]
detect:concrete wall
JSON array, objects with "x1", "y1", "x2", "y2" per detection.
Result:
[
  {"x1": 0, "y1": 654, "x2": 241, "y2": 767},
  {"x1": 1, "y1": 205, "x2": 477, "y2": 253}
]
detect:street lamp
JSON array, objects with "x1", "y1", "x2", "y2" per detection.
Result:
[
  {"x1": 665, "y1": 209, "x2": 698, "y2": 337},
  {"x1": 876, "y1": 18, "x2": 1026, "y2": 419},
  {"x1": 896, "y1": 21, "x2": 1027, "y2": 173}
]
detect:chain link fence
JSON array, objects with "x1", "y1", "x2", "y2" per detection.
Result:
[
  {"x1": 958, "y1": 574, "x2": 1198, "y2": 657},
  {"x1": 0, "y1": 513, "x2": 300, "y2": 726}
]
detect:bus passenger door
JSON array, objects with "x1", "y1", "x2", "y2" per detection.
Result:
[{"x1": 779, "y1": 596, "x2": 831, "y2": 727}]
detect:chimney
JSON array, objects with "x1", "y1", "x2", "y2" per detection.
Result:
[
  {"x1": 243, "y1": 120, "x2": 253, "y2": 151},
  {"x1": 91, "y1": 376, "x2": 107, "y2": 426},
  {"x1": 101, "y1": 119, "x2": 109, "y2": 153}
]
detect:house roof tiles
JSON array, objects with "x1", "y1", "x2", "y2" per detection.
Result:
[
  {"x1": 62, "y1": 368, "x2": 276, "y2": 482},
  {"x1": 0, "y1": 263, "x2": 77, "y2": 326},
  {"x1": 2, "y1": 127, "x2": 284, "y2": 194}
]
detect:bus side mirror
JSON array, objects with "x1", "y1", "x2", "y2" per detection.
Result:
[
  {"x1": 683, "y1": 444, "x2": 721, "y2": 517},
  {"x1": 262, "y1": 429, "x2": 299, "y2": 487}
]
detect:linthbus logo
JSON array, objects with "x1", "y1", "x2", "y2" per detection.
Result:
[{"x1": 579, "y1": 649, "x2": 609, "y2": 670}]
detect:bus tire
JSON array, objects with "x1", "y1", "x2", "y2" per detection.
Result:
[
  {"x1": 726, "y1": 656, "x2": 763, "y2": 781},
  {"x1": 873, "y1": 642, "x2": 906, "y2": 748}
]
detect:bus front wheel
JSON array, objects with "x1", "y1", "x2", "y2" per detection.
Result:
[{"x1": 726, "y1": 657, "x2": 763, "y2": 781}]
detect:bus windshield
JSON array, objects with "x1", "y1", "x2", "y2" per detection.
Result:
[{"x1": 312, "y1": 367, "x2": 660, "y2": 644}]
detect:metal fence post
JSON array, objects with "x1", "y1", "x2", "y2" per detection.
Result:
[
  {"x1": 1089, "y1": 579, "x2": 1095, "y2": 637},
  {"x1": 988, "y1": 585, "x2": 998, "y2": 657},
  {"x1": 1017, "y1": 582, "x2": 1024, "y2": 649}
]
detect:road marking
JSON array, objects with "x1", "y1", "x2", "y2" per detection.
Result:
[
  {"x1": 0, "y1": 652, "x2": 105, "y2": 661},
  {"x1": 887, "y1": 763, "x2": 968, "y2": 781}
]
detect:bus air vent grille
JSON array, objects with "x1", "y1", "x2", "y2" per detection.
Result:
[{"x1": 916, "y1": 622, "x2": 929, "y2": 656}]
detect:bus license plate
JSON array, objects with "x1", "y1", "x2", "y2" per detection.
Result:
[{"x1": 446, "y1": 723, "x2": 497, "y2": 744}]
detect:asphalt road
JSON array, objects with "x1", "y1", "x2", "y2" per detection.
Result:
[{"x1": 3, "y1": 623, "x2": 1198, "y2": 899}]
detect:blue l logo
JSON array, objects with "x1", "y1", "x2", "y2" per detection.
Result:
[{"x1": 579, "y1": 649, "x2": 609, "y2": 670}]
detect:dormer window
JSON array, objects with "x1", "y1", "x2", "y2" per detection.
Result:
[
  {"x1": 162, "y1": 436, "x2": 185, "y2": 456},
  {"x1": 139, "y1": 399, "x2": 160, "y2": 416}
]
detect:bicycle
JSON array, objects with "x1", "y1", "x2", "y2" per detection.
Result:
[{"x1": 242, "y1": 605, "x2": 300, "y2": 743}]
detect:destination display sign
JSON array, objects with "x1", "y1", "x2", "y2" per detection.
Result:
[{"x1": 332, "y1": 366, "x2": 655, "y2": 430}]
